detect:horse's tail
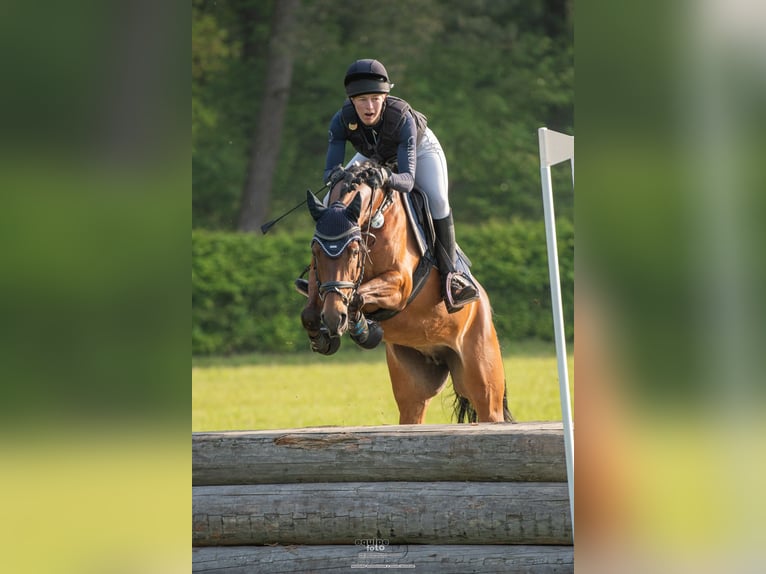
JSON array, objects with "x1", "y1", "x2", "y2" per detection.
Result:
[
  {"x1": 453, "y1": 394, "x2": 476, "y2": 423},
  {"x1": 502, "y1": 390, "x2": 514, "y2": 422},
  {"x1": 454, "y1": 383, "x2": 514, "y2": 423}
]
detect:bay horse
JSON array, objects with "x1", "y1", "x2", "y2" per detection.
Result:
[{"x1": 300, "y1": 162, "x2": 513, "y2": 424}]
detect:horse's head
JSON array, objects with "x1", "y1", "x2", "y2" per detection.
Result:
[{"x1": 307, "y1": 189, "x2": 364, "y2": 337}]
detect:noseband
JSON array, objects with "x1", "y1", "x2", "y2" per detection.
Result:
[
  {"x1": 313, "y1": 253, "x2": 364, "y2": 306},
  {"x1": 312, "y1": 188, "x2": 392, "y2": 307},
  {"x1": 312, "y1": 208, "x2": 364, "y2": 306}
]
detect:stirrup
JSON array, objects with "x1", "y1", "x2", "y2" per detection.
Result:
[
  {"x1": 444, "y1": 272, "x2": 479, "y2": 313},
  {"x1": 294, "y1": 278, "x2": 309, "y2": 297}
]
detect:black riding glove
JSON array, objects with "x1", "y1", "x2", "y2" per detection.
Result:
[
  {"x1": 370, "y1": 166, "x2": 391, "y2": 189},
  {"x1": 326, "y1": 164, "x2": 346, "y2": 187}
]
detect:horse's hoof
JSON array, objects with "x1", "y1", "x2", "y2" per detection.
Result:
[
  {"x1": 309, "y1": 330, "x2": 341, "y2": 355},
  {"x1": 350, "y1": 319, "x2": 383, "y2": 349}
]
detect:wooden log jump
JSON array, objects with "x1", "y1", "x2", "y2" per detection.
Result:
[
  {"x1": 193, "y1": 481, "x2": 571, "y2": 546},
  {"x1": 192, "y1": 545, "x2": 574, "y2": 573},
  {"x1": 193, "y1": 422, "x2": 566, "y2": 485},
  {"x1": 192, "y1": 422, "x2": 573, "y2": 572}
]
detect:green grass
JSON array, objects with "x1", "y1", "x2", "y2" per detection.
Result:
[{"x1": 192, "y1": 340, "x2": 573, "y2": 431}]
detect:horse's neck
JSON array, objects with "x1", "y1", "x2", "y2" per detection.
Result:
[
  {"x1": 367, "y1": 190, "x2": 409, "y2": 253},
  {"x1": 326, "y1": 185, "x2": 347, "y2": 205}
]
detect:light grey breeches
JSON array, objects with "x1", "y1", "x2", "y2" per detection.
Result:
[{"x1": 345, "y1": 128, "x2": 451, "y2": 219}]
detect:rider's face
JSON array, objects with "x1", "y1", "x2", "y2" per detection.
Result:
[{"x1": 351, "y1": 94, "x2": 386, "y2": 126}]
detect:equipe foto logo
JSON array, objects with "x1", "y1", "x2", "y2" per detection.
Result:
[
  {"x1": 350, "y1": 541, "x2": 414, "y2": 570},
  {"x1": 355, "y1": 538, "x2": 389, "y2": 552}
]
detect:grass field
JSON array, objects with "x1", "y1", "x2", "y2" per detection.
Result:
[{"x1": 192, "y1": 339, "x2": 573, "y2": 431}]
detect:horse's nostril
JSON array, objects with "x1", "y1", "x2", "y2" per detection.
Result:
[{"x1": 320, "y1": 311, "x2": 348, "y2": 334}]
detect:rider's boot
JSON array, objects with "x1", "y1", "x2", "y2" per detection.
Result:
[{"x1": 433, "y1": 211, "x2": 479, "y2": 313}]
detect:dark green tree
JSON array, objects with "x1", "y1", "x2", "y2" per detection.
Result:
[
  {"x1": 238, "y1": 0, "x2": 301, "y2": 232},
  {"x1": 192, "y1": 0, "x2": 573, "y2": 230}
]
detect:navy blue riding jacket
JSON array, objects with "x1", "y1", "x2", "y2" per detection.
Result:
[{"x1": 324, "y1": 96, "x2": 427, "y2": 194}]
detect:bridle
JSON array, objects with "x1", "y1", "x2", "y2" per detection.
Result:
[
  {"x1": 312, "y1": 185, "x2": 394, "y2": 307},
  {"x1": 313, "y1": 237, "x2": 364, "y2": 306}
]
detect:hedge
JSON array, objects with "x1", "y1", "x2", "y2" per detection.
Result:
[{"x1": 192, "y1": 219, "x2": 573, "y2": 355}]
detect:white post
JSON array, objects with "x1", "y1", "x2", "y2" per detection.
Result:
[{"x1": 537, "y1": 127, "x2": 575, "y2": 536}]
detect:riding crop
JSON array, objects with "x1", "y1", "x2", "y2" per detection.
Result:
[{"x1": 260, "y1": 183, "x2": 329, "y2": 234}]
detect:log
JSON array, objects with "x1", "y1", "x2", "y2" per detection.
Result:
[
  {"x1": 193, "y1": 482, "x2": 572, "y2": 546},
  {"x1": 192, "y1": 545, "x2": 574, "y2": 573},
  {"x1": 193, "y1": 422, "x2": 566, "y2": 485}
]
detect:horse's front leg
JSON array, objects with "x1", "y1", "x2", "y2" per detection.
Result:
[
  {"x1": 355, "y1": 271, "x2": 409, "y2": 313},
  {"x1": 343, "y1": 271, "x2": 407, "y2": 350}
]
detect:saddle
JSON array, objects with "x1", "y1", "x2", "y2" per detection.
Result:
[{"x1": 365, "y1": 187, "x2": 475, "y2": 322}]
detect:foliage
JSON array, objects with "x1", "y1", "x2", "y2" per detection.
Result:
[
  {"x1": 192, "y1": 0, "x2": 271, "y2": 229},
  {"x1": 191, "y1": 1, "x2": 573, "y2": 354},
  {"x1": 192, "y1": 220, "x2": 573, "y2": 355},
  {"x1": 461, "y1": 218, "x2": 574, "y2": 343},
  {"x1": 192, "y1": 229, "x2": 310, "y2": 355},
  {"x1": 192, "y1": 0, "x2": 573, "y2": 230}
]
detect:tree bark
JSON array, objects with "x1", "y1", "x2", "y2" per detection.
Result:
[
  {"x1": 193, "y1": 545, "x2": 574, "y2": 573},
  {"x1": 237, "y1": 0, "x2": 300, "y2": 232},
  {"x1": 193, "y1": 482, "x2": 572, "y2": 546},
  {"x1": 193, "y1": 422, "x2": 567, "y2": 486}
]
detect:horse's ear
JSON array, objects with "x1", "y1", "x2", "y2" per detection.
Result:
[
  {"x1": 346, "y1": 192, "x2": 362, "y2": 222},
  {"x1": 307, "y1": 190, "x2": 325, "y2": 222}
]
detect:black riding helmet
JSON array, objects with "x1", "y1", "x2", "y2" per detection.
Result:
[{"x1": 344, "y1": 59, "x2": 394, "y2": 97}]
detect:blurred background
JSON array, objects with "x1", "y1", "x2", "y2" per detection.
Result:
[
  {"x1": 192, "y1": 0, "x2": 573, "y2": 231},
  {"x1": 577, "y1": 0, "x2": 766, "y2": 571},
  {"x1": 1, "y1": 0, "x2": 764, "y2": 572},
  {"x1": 191, "y1": 0, "x2": 574, "y2": 357}
]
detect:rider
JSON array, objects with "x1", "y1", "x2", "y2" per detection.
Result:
[{"x1": 298, "y1": 58, "x2": 478, "y2": 313}]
